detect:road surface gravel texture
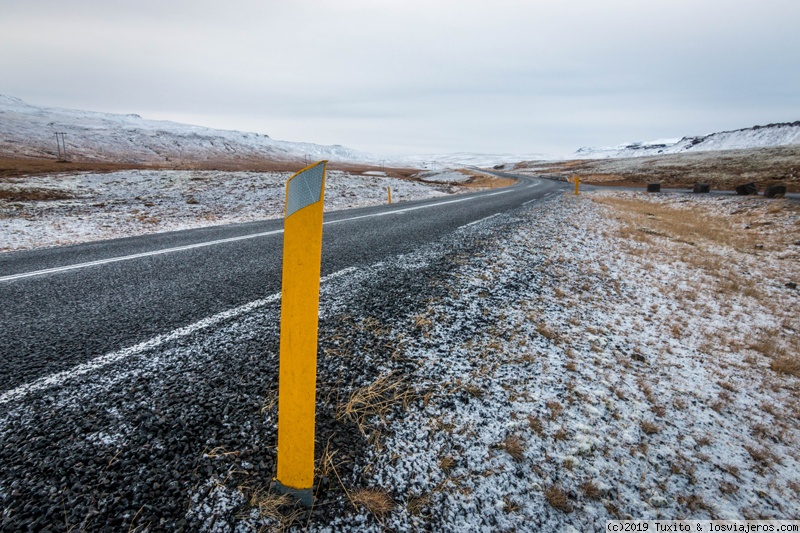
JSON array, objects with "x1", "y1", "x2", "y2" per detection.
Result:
[{"x1": 0, "y1": 175, "x2": 566, "y2": 531}]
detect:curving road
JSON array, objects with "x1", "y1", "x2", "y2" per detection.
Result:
[{"x1": 0, "y1": 173, "x2": 567, "y2": 393}]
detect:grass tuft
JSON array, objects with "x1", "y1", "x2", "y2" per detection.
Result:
[
  {"x1": 641, "y1": 421, "x2": 661, "y2": 435},
  {"x1": 337, "y1": 372, "x2": 408, "y2": 434},
  {"x1": 352, "y1": 487, "x2": 395, "y2": 518},
  {"x1": 544, "y1": 485, "x2": 572, "y2": 513},
  {"x1": 502, "y1": 434, "x2": 526, "y2": 462},
  {"x1": 407, "y1": 493, "x2": 430, "y2": 516},
  {"x1": 580, "y1": 480, "x2": 602, "y2": 500},
  {"x1": 770, "y1": 355, "x2": 800, "y2": 378}
]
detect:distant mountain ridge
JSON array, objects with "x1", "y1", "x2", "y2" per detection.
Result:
[
  {"x1": 571, "y1": 121, "x2": 800, "y2": 160},
  {"x1": 2, "y1": 95, "x2": 798, "y2": 167},
  {"x1": 0, "y1": 95, "x2": 378, "y2": 165}
]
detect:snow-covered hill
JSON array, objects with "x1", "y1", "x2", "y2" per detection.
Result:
[
  {"x1": 0, "y1": 95, "x2": 378, "y2": 165},
  {"x1": 572, "y1": 121, "x2": 800, "y2": 160}
]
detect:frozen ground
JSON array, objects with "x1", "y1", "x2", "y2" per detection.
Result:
[
  {"x1": 0, "y1": 169, "x2": 461, "y2": 252},
  {"x1": 303, "y1": 192, "x2": 800, "y2": 531},
  {"x1": 1, "y1": 188, "x2": 798, "y2": 531}
]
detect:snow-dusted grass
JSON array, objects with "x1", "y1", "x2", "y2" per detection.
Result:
[
  {"x1": 0, "y1": 169, "x2": 454, "y2": 252},
  {"x1": 320, "y1": 192, "x2": 800, "y2": 531}
]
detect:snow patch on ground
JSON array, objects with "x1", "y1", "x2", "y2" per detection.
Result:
[
  {"x1": 318, "y1": 193, "x2": 800, "y2": 531},
  {"x1": 0, "y1": 169, "x2": 455, "y2": 252}
]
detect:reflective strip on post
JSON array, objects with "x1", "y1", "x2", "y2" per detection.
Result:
[{"x1": 276, "y1": 160, "x2": 327, "y2": 506}]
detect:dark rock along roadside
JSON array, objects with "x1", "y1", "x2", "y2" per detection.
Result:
[{"x1": 0, "y1": 214, "x2": 506, "y2": 531}]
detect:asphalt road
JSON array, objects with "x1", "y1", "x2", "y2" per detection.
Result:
[{"x1": 0, "y1": 173, "x2": 568, "y2": 393}]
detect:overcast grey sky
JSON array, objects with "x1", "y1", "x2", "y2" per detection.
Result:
[{"x1": 2, "y1": 0, "x2": 798, "y2": 156}]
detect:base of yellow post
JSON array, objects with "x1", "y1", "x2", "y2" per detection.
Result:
[{"x1": 275, "y1": 480, "x2": 313, "y2": 507}]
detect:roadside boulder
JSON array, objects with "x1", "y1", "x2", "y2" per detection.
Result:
[
  {"x1": 647, "y1": 183, "x2": 661, "y2": 193},
  {"x1": 735, "y1": 182, "x2": 758, "y2": 196},
  {"x1": 693, "y1": 183, "x2": 711, "y2": 193},
  {"x1": 764, "y1": 185, "x2": 786, "y2": 198}
]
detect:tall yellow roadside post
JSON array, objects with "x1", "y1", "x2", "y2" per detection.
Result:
[
  {"x1": 388, "y1": 187, "x2": 392, "y2": 204},
  {"x1": 276, "y1": 160, "x2": 327, "y2": 506},
  {"x1": 575, "y1": 176, "x2": 580, "y2": 195}
]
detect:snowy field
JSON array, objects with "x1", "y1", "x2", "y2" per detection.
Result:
[
  {"x1": 297, "y1": 192, "x2": 799, "y2": 531},
  {"x1": 0, "y1": 169, "x2": 460, "y2": 252}
]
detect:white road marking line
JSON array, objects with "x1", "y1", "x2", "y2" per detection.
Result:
[
  {"x1": 459, "y1": 213, "x2": 501, "y2": 229},
  {"x1": 2, "y1": 188, "x2": 517, "y2": 282},
  {"x1": 0, "y1": 230, "x2": 284, "y2": 282},
  {"x1": 0, "y1": 267, "x2": 356, "y2": 405},
  {"x1": 522, "y1": 197, "x2": 540, "y2": 206}
]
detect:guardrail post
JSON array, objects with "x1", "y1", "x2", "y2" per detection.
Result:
[{"x1": 275, "y1": 160, "x2": 327, "y2": 506}]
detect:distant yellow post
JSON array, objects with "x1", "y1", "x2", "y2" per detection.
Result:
[
  {"x1": 388, "y1": 187, "x2": 392, "y2": 204},
  {"x1": 575, "y1": 176, "x2": 580, "y2": 195},
  {"x1": 276, "y1": 160, "x2": 327, "y2": 506}
]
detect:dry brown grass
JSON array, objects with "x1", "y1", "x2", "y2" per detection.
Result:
[
  {"x1": 406, "y1": 493, "x2": 430, "y2": 516},
  {"x1": 591, "y1": 194, "x2": 799, "y2": 256},
  {"x1": 546, "y1": 400, "x2": 564, "y2": 419},
  {"x1": 535, "y1": 323, "x2": 557, "y2": 341},
  {"x1": 544, "y1": 485, "x2": 572, "y2": 513},
  {"x1": 528, "y1": 415, "x2": 544, "y2": 435},
  {"x1": 237, "y1": 486, "x2": 302, "y2": 531},
  {"x1": 580, "y1": 480, "x2": 602, "y2": 500},
  {"x1": 744, "y1": 444, "x2": 779, "y2": 467},
  {"x1": 0, "y1": 187, "x2": 74, "y2": 201},
  {"x1": 352, "y1": 488, "x2": 395, "y2": 517},
  {"x1": 770, "y1": 355, "x2": 800, "y2": 378},
  {"x1": 337, "y1": 372, "x2": 409, "y2": 434},
  {"x1": 439, "y1": 455, "x2": 456, "y2": 474},
  {"x1": 695, "y1": 434, "x2": 713, "y2": 447},
  {"x1": 641, "y1": 421, "x2": 661, "y2": 435},
  {"x1": 677, "y1": 493, "x2": 710, "y2": 512},
  {"x1": 501, "y1": 434, "x2": 526, "y2": 462}
]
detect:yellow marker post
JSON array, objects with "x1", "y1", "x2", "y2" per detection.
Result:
[
  {"x1": 276, "y1": 160, "x2": 327, "y2": 506},
  {"x1": 575, "y1": 176, "x2": 580, "y2": 195},
  {"x1": 388, "y1": 187, "x2": 392, "y2": 204}
]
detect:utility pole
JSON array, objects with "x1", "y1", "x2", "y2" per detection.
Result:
[{"x1": 55, "y1": 133, "x2": 68, "y2": 162}]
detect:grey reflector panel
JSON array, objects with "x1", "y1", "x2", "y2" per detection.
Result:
[{"x1": 286, "y1": 162, "x2": 325, "y2": 218}]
